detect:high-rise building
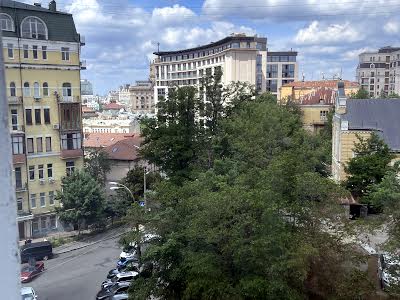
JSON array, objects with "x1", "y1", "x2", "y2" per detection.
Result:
[
  {"x1": 1, "y1": 0, "x2": 85, "y2": 239},
  {"x1": 266, "y1": 51, "x2": 298, "y2": 99},
  {"x1": 356, "y1": 46, "x2": 400, "y2": 98},
  {"x1": 129, "y1": 80, "x2": 154, "y2": 113},
  {"x1": 81, "y1": 79, "x2": 93, "y2": 96},
  {"x1": 152, "y1": 34, "x2": 268, "y2": 104}
]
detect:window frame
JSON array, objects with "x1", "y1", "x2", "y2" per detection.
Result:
[
  {"x1": 12, "y1": 136, "x2": 24, "y2": 155},
  {"x1": 47, "y1": 163, "x2": 53, "y2": 178},
  {"x1": 44, "y1": 108, "x2": 51, "y2": 124},
  {"x1": 45, "y1": 137, "x2": 52, "y2": 152},
  {"x1": 35, "y1": 108, "x2": 41, "y2": 124},
  {"x1": 23, "y1": 82, "x2": 30, "y2": 96},
  {"x1": 38, "y1": 164, "x2": 44, "y2": 180},
  {"x1": 40, "y1": 192, "x2": 46, "y2": 207},
  {"x1": 66, "y1": 161, "x2": 75, "y2": 176},
  {"x1": 10, "y1": 82, "x2": 16, "y2": 97},
  {"x1": 61, "y1": 47, "x2": 70, "y2": 61},
  {"x1": 30, "y1": 194, "x2": 37, "y2": 209},
  {"x1": 32, "y1": 45, "x2": 38, "y2": 59},
  {"x1": 7, "y1": 43, "x2": 14, "y2": 59},
  {"x1": 21, "y1": 16, "x2": 48, "y2": 40},
  {"x1": 43, "y1": 82, "x2": 49, "y2": 96},
  {"x1": 36, "y1": 137, "x2": 43, "y2": 153},
  {"x1": 15, "y1": 167, "x2": 22, "y2": 189},
  {"x1": 29, "y1": 166, "x2": 35, "y2": 181},
  {"x1": 0, "y1": 13, "x2": 14, "y2": 32},
  {"x1": 27, "y1": 138, "x2": 34, "y2": 154},
  {"x1": 42, "y1": 46, "x2": 47, "y2": 60}
]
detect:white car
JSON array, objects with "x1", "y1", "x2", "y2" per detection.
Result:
[
  {"x1": 21, "y1": 287, "x2": 37, "y2": 300},
  {"x1": 120, "y1": 242, "x2": 138, "y2": 259}
]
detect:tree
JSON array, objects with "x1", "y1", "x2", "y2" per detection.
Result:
[
  {"x1": 84, "y1": 149, "x2": 111, "y2": 186},
  {"x1": 388, "y1": 92, "x2": 400, "y2": 98},
  {"x1": 350, "y1": 88, "x2": 370, "y2": 99},
  {"x1": 55, "y1": 170, "x2": 105, "y2": 233},
  {"x1": 344, "y1": 133, "x2": 394, "y2": 200}
]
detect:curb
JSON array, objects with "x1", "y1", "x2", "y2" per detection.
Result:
[{"x1": 54, "y1": 230, "x2": 129, "y2": 255}]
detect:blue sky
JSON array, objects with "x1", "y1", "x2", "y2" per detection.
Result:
[{"x1": 32, "y1": 0, "x2": 400, "y2": 94}]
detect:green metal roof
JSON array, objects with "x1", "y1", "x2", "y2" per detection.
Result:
[{"x1": 0, "y1": 0, "x2": 80, "y2": 43}]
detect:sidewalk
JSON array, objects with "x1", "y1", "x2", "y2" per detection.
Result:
[{"x1": 19, "y1": 226, "x2": 130, "y2": 255}]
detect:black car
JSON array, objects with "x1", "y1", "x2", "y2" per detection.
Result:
[
  {"x1": 20, "y1": 241, "x2": 53, "y2": 263},
  {"x1": 96, "y1": 282, "x2": 131, "y2": 300}
]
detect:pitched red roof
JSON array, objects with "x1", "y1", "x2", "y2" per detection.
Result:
[
  {"x1": 82, "y1": 105, "x2": 95, "y2": 113},
  {"x1": 104, "y1": 102, "x2": 124, "y2": 110},
  {"x1": 84, "y1": 133, "x2": 139, "y2": 148},
  {"x1": 104, "y1": 138, "x2": 142, "y2": 161},
  {"x1": 282, "y1": 80, "x2": 359, "y2": 89},
  {"x1": 300, "y1": 87, "x2": 336, "y2": 105}
]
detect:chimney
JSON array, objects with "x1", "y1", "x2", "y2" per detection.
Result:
[
  {"x1": 34, "y1": 3, "x2": 41, "y2": 7},
  {"x1": 49, "y1": 0, "x2": 56, "y2": 12}
]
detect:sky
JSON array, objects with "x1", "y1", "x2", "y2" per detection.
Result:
[{"x1": 27, "y1": 0, "x2": 400, "y2": 95}]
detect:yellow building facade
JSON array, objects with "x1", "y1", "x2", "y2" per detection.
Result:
[{"x1": 1, "y1": 0, "x2": 84, "y2": 239}]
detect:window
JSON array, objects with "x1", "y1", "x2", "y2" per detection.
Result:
[
  {"x1": 44, "y1": 108, "x2": 50, "y2": 124},
  {"x1": 282, "y1": 64, "x2": 295, "y2": 78},
  {"x1": 47, "y1": 164, "x2": 53, "y2": 178},
  {"x1": 21, "y1": 16, "x2": 47, "y2": 40},
  {"x1": 11, "y1": 109, "x2": 18, "y2": 130},
  {"x1": 23, "y1": 45, "x2": 29, "y2": 59},
  {"x1": 0, "y1": 13, "x2": 14, "y2": 31},
  {"x1": 17, "y1": 198, "x2": 23, "y2": 211},
  {"x1": 267, "y1": 65, "x2": 278, "y2": 78},
  {"x1": 266, "y1": 80, "x2": 278, "y2": 93},
  {"x1": 38, "y1": 164, "x2": 44, "y2": 180},
  {"x1": 46, "y1": 137, "x2": 52, "y2": 152},
  {"x1": 49, "y1": 192, "x2": 55, "y2": 206},
  {"x1": 36, "y1": 137, "x2": 43, "y2": 153},
  {"x1": 32, "y1": 220, "x2": 39, "y2": 232},
  {"x1": 66, "y1": 161, "x2": 75, "y2": 176},
  {"x1": 61, "y1": 47, "x2": 70, "y2": 61},
  {"x1": 40, "y1": 193, "x2": 46, "y2": 207},
  {"x1": 10, "y1": 82, "x2": 16, "y2": 97},
  {"x1": 320, "y1": 111, "x2": 328, "y2": 121},
  {"x1": 61, "y1": 133, "x2": 81, "y2": 150},
  {"x1": 62, "y1": 83, "x2": 72, "y2": 97},
  {"x1": 29, "y1": 166, "x2": 35, "y2": 181},
  {"x1": 27, "y1": 138, "x2": 34, "y2": 154},
  {"x1": 15, "y1": 167, "x2": 22, "y2": 189},
  {"x1": 33, "y1": 82, "x2": 40, "y2": 98},
  {"x1": 50, "y1": 215, "x2": 56, "y2": 228},
  {"x1": 231, "y1": 42, "x2": 240, "y2": 48},
  {"x1": 12, "y1": 136, "x2": 24, "y2": 155},
  {"x1": 42, "y1": 46, "x2": 47, "y2": 59},
  {"x1": 7, "y1": 43, "x2": 13, "y2": 58},
  {"x1": 25, "y1": 109, "x2": 32, "y2": 125},
  {"x1": 33, "y1": 45, "x2": 38, "y2": 59},
  {"x1": 30, "y1": 194, "x2": 36, "y2": 209},
  {"x1": 35, "y1": 108, "x2": 41, "y2": 124},
  {"x1": 41, "y1": 217, "x2": 47, "y2": 229},
  {"x1": 43, "y1": 82, "x2": 49, "y2": 96},
  {"x1": 23, "y1": 82, "x2": 30, "y2": 96}
]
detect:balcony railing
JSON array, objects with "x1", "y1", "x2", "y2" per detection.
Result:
[
  {"x1": 11, "y1": 125, "x2": 25, "y2": 133},
  {"x1": 8, "y1": 96, "x2": 22, "y2": 105},
  {"x1": 59, "y1": 96, "x2": 80, "y2": 103},
  {"x1": 15, "y1": 182, "x2": 27, "y2": 192}
]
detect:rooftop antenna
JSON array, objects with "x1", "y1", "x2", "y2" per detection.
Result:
[{"x1": 157, "y1": 42, "x2": 160, "y2": 53}]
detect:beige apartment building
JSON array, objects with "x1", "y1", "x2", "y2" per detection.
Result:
[
  {"x1": 152, "y1": 34, "x2": 268, "y2": 103},
  {"x1": 356, "y1": 46, "x2": 400, "y2": 98},
  {"x1": 129, "y1": 80, "x2": 155, "y2": 113}
]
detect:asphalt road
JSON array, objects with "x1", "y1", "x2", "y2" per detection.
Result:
[{"x1": 22, "y1": 237, "x2": 122, "y2": 300}]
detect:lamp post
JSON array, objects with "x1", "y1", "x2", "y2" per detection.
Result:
[
  {"x1": 133, "y1": 145, "x2": 150, "y2": 209},
  {"x1": 109, "y1": 182, "x2": 135, "y2": 201}
]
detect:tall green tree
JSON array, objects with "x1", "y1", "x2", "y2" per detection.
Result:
[
  {"x1": 344, "y1": 133, "x2": 393, "y2": 200},
  {"x1": 55, "y1": 170, "x2": 105, "y2": 232},
  {"x1": 350, "y1": 88, "x2": 370, "y2": 99},
  {"x1": 84, "y1": 149, "x2": 111, "y2": 186}
]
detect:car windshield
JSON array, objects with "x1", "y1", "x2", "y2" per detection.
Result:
[
  {"x1": 21, "y1": 265, "x2": 35, "y2": 272},
  {"x1": 110, "y1": 284, "x2": 122, "y2": 293},
  {"x1": 21, "y1": 295, "x2": 33, "y2": 300},
  {"x1": 123, "y1": 246, "x2": 135, "y2": 252}
]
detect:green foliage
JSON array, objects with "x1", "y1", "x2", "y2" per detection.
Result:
[
  {"x1": 84, "y1": 149, "x2": 111, "y2": 186},
  {"x1": 55, "y1": 170, "x2": 106, "y2": 231},
  {"x1": 350, "y1": 88, "x2": 370, "y2": 99},
  {"x1": 345, "y1": 133, "x2": 394, "y2": 200}
]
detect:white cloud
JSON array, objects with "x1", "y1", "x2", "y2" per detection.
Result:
[
  {"x1": 294, "y1": 21, "x2": 362, "y2": 45},
  {"x1": 384, "y1": 20, "x2": 400, "y2": 34},
  {"x1": 152, "y1": 4, "x2": 196, "y2": 25},
  {"x1": 341, "y1": 47, "x2": 372, "y2": 61}
]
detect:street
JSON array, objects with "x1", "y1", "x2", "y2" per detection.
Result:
[{"x1": 22, "y1": 237, "x2": 121, "y2": 300}]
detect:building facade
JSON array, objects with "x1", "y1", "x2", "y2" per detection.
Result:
[
  {"x1": 118, "y1": 84, "x2": 130, "y2": 105},
  {"x1": 266, "y1": 51, "x2": 298, "y2": 99},
  {"x1": 80, "y1": 79, "x2": 93, "y2": 95},
  {"x1": 356, "y1": 46, "x2": 400, "y2": 98},
  {"x1": 83, "y1": 118, "x2": 139, "y2": 134},
  {"x1": 129, "y1": 80, "x2": 154, "y2": 113},
  {"x1": 1, "y1": 0, "x2": 84, "y2": 239},
  {"x1": 152, "y1": 34, "x2": 268, "y2": 103}
]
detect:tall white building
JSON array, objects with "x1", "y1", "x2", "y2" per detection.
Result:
[
  {"x1": 118, "y1": 84, "x2": 130, "y2": 105},
  {"x1": 152, "y1": 34, "x2": 268, "y2": 103},
  {"x1": 81, "y1": 79, "x2": 93, "y2": 95},
  {"x1": 356, "y1": 46, "x2": 400, "y2": 98}
]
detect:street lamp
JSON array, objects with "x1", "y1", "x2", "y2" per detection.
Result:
[
  {"x1": 133, "y1": 145, "x2": 151, "y2": 209},
  {"x1": 109, "y1": 182, "x2": 135, "y2": 201}
]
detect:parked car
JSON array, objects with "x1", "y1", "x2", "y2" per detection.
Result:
[
  {"x1": 378, "y1": 253, "x2": 400, "y2": 290},
  {"x1": 96, "y1": 282, "x2": 131, "y2": 300},
  {"x1": 117, "y1": 256, "x2": 139, "y2": 269},
  {"x1": 20, "y1": 241, "x2": 53, "y2": 263},
  {"x1": 102, "y1": 271, "x2": 138, "y2": 289},
  {"x1": 20, "y1": 261, "x2": 45, "y2": 283},
  {"x1": 111, "y1": 294, "x2": 129, "y2": 300},
  {"x1": 108, "y1": 261, "x2": 139, "y2": 279},
  {"x1": 21, "y1": 287, "x2": 37, "y2": 300},
  {"x1": 120, "y1": 242, "x2": 138, "y2": 259}
]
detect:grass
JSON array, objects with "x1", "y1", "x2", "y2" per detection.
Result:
[{"x1": 48, "y1": 236, "x2": 76, "y2": 248}]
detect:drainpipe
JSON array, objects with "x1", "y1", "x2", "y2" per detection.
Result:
[{"x1": 0, "y1": 31, "x2": 21, "y2": 298}]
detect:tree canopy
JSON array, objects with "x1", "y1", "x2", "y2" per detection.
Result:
[
  {"x1": 350, "y1": 88, "x2": 370, "y2": 99},
  {"x1": 84, "y1": 149, "x2": 111, "y2": 186}
]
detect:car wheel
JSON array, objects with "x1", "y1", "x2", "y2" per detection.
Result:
[{"x1": 43, "y1": 256, "x2": 48, "y2": 260}]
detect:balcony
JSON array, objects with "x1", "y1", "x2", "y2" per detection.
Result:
[
  {"x1": 17, "y1": 211, "x2": 34, "y2": 222},
  {"x1": 61, "y1": 149, "x2": 83, "y2": 159},
  {"x1": 13, "y1": 154, "x2": 26, "y2": 164},
  {"x1": 11, "y1": 125, "x2": 25, "y2": 134},
  {"x1": 8, "y1": 96, "x2": 22, "y2": 105},
  {"x1": 15, "y1": 182, "x2": 28, "y2": 193},
  {"x1": 59, "y1": 96, "x2": 80, "y2": 103}
]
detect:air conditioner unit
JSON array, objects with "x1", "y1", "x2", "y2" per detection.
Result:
[
  {"x1": 39, "y1": 179, "x2": 46, "y2": 185},
  {"x1": 53, "y1": 124, "x2": 60, "y2": 130},
  {"x1": 49, "y1": 177, "x2": 55, "y2": 184}
]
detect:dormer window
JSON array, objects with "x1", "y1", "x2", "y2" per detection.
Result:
[
  {"x1": 0, "y1": 13, "x2": 14, "y2": 31},
  {"x1": 21, "y1": 16, "x2": 48, "y2": 40}
]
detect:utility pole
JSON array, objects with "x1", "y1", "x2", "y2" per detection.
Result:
[{"x1": 0, "y1": 32, "x2": 20, "y2": 298}]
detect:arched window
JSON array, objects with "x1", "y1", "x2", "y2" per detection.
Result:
[
  {"x1": 0, "y1": 13, "x2": 14, "y2": 31},
  {"x1": 43, "y1": 82, "x2": 49, "y2": 96},
  {"x1": 23, "y1": 82, "x2": 30, "y2": 96},
  {"x1": 62, "y1": 83, "x2": 72, "y2": 98},
  {"x1": 10, "y1": 82, "x2": 16, "y2": 97},
  {"x1": 33, "y1": 82, "x2": 40, "y2": 98},
  {"x1": 21, "y1": 16, "x2": 47, "y2": 40}
]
